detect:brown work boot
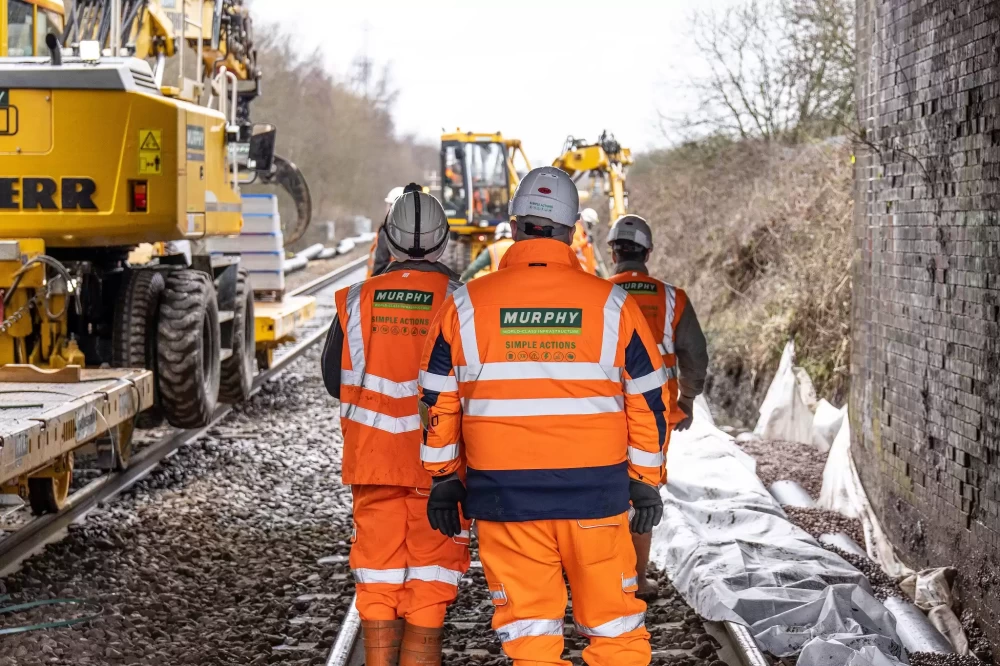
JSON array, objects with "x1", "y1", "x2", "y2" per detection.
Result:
[
  {"x1": 362, "y1": 619, "x2": 405, "y2": 666},
  {"x1": 399, "y1": 623, "x2": 443, "y2": 666}
]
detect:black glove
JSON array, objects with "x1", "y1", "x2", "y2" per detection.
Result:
[
  {"x1": 674, "y1": 396, "x2": 695, "y2": 431},
  {"x1": 427, "y1": 473, "x2": 466, "y2": 537},
  {"x1": 629, "y1": 480, "x2": 663, "y2": 534}
]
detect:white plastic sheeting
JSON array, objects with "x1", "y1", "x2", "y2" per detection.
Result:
[
  {"x1": 754, "y1": 341, "x2": 814, "y2": 446},
  {"x1": 653, "y1": 401, "x2": 907, "y2": 665},
  {"x1": 817, "y1": 420, "x2": 914, "y2": 580},
  {"x1": 811, "y1": 400, "x2": 846, "y2": 452}
]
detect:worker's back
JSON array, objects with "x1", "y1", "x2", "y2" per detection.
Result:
[
  {"x1": 423, "y1": 239, "x2": 666, "y2": 521},
  {"x1": 335, "y1": 269, "x2": 456, "y2": 487}
]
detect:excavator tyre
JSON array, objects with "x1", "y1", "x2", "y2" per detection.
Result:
[
  {"x1": 219, "y1": 267, "x2": 255, "y2": 403},
  {"x1": 156, "y1": 269, "x2": 221, "y2": 429}
]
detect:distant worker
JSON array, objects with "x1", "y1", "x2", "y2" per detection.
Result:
[
  {"x1": 572, "y1": 207, "x2": 602, "y2": 276},
  {"x1": 367, "y1": 184, "x2": 425, "y2": 278},
  {"x1": 459, "y1": 221, "x2": 514, "y2": 282},
  {"x1": 607, "y1": 213, "x2": 708, "y2": 601},
  {"x1": 322, "y1": 191, "x2": 469, "y2": 665},
  {"x1": 417, "y1": 167, "x2": 667, "y2": 665}
]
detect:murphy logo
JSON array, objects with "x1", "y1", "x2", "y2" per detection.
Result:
[
  {"x1": 500, "y1": 308, "x2": 582, "y2": 335},
  {"x1": 373, "y1": 289, "x2": 434, "y2": 310},
  {"x1": 620, "y1": 281, "x2": 658, "y2": 295}
]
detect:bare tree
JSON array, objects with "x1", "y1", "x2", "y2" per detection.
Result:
[{"x1": 669, "y1": 0, "x2": 855, "y2": 142}]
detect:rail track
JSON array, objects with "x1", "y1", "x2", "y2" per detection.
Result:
[
  {"x1": 322, "y1": 560, "x2": 770, "y2": 666},
  {"x1": 0, "y1": 256, "x2": 367, "y2": 576}
]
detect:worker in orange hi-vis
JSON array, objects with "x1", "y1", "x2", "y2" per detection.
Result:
[
  {"x1": 571, "y1": 207, "x2": 602, "y2": 276},
  {"x1": 459, "y1": 221, "x2": 514, "y2": 282},
  {"x1": 416, "y1": 166, "x2": 668, "y2": 666},
  {"x1": 322, "y1": 191, "x2": 470, "y2": 666},
  {"x1": 606, "y1": 213, "x2": 709, "y2": 601}
]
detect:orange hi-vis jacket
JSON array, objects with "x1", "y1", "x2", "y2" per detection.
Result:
[
  {"x1": 608, "y1": 271, "x2": 686, "y2": 418},
  {"x1": 335, "y1": 269, "x2": 460, "y2": 487},
  {"x1": 417, "y1": 239, "x2": 669, "y2": 522},
  {"x1": 488, "y1": 238, "x2": 514, "y2": 272},
  {"x1": 572, "y1": 221, "x2": 598, "y2": 275}
]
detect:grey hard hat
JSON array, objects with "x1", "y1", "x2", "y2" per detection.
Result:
[
  {"x1": 385, "y1": 191, "x2": 450, "y2": 262},
  {"x1": 607, "y1": 214, "x2": 653, "y2": 250}
]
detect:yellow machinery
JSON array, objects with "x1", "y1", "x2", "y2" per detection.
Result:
[
  {"x1": 0, "y1": 0, "x2": 309, "y2": 513},
  {"x1": 439, "y1": 130, "x2": 531, "y2": 272},
  {"x1": 552, "y1": 130, "x2": 633, "y2": 223}
]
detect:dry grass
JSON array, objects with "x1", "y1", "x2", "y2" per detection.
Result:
[{"x1": 597, "y1": 137, "x2": 854, "y2": 417}]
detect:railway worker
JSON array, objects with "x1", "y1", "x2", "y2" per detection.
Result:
[
  {"x1": 458, "y1": 221, "x2": 514, "y2": 282},
  {"x1": 572, "y1": 207, "x2": 602, "y2": 276},
  {"x1": 322, "y1": 190, "x2": 470, "y2": 666},
  {"x1": 417, "y1": 166, "x2": 667, "y2": 666},
  {"x1": 607, "y1": 213, "x2": 709, "y2": 601}
]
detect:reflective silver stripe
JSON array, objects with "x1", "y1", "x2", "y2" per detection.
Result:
[
  {"x1": 453, "y1": 286, "x2": 481, "y2": 366},
  {"x1": 490, "y1": 589, "x2": 507, "y2": 601},
  {"x1": 464, "y1": 395, "x2": 624, "y2": 418},
  {"x1": 574, "y1": 612, "x2": 645, "y2": 638},
  {"x1": 354, "y1": 568, "x2": 406, "y2": 584},
  {"x1": 446, "y1": 280, "x2": 461, "y2": 296},
  {"x1": 622, "y1": 575, "x2": 638, "y2": 589},
  {"x1": 341, "y1": 370, "x2": 418, "y2": 398},
  {"x1": 405, "y1": 565, "x2": 464, "y2": 586},
  {"x1": 456, "y1": 530, "x2": 470, "y2": 540},
  {"x1": 624, "y1": 366, "x2": 668, "y2": 394},
  {"x1": 344, "y1": 282, "x2": 366, "y2": 374},
  {"x1": 456, "y1": 362, "x2": 621, "y2": 383},
  {"x1": 340, "y1": 403, "x2": 421, "y2": 433},
  {"x1": 420, "y1": 442, "x2": 459, "y2": 463},
  {"x1": 600, "y1": 285, "x2": 628, "y2": 367},
  {"x1": 662, "y1": 285, "x2": 677, "y2": 355},
  {"x1": 496, "y1": 618, "x2": 564, "y2": 644},
  {"x1": 664, "y1": 365, "x2": 678, "y2": 380},
  {"x1": 628, "y1": 446, "x2": 664, "y2": 467},
  {"x1": 418, "y1": 370, "x2": 458, "y2": 392},
  {"x1": 657, "y1": 343, "x2": 667, "y2": 355}
]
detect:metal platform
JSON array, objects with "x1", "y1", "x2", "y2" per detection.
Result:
[
  {"x1": 0, "y1": 366, "x2": 154, "y2": 487},
  {"x1": 254, "y1": 295, "x2": 318, "y2": 345}
]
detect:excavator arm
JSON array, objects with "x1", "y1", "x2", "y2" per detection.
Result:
[{"x1": 552, "y1": 130, "x2": 633, "y2": 222}]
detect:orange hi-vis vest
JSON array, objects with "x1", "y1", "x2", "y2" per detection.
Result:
[
  {"x1": 488, "y1": 238, "x2": 514, "y2": 272},
  {"x1": 335, "y1": 269, "x2": 459, "y2": 487},
  {"x1": 609, "y1": 271, "x2": 686, "y2": 418},
  {"x1": 572, "y1": 221, "x2": 598, "y2": 275},
  {"x1": 418, "y1": 239, "x2": 669, "y2": 522}
]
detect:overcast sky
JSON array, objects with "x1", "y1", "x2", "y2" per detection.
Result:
[{"x1": 250, "y1": 0, "x2": 734, "y2": 162}]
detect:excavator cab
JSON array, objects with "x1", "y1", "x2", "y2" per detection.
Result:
[
  {"x1": 439, "y1": 130, "x2": 530, "y2": 272},
  {"x1": 2, "y1": 0, "x2": 64, "y2": 57}
]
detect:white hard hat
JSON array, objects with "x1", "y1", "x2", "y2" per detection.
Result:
[
  {"x1": 509, "y1": 167, "x2": 579, "y2": 227},
  {"x1": 494, "y1": 221, "x2": 512, "y2": 240},
  {"x1": 385, "y1": 191, "x2": 450, "y2": 262},
  {"x1": 608, "y1": 214, "x2": 653, "y2": 250},
  {"x1": 580, "y1": 208, "x2": 599, "y2": 226},
  {"x1": 385, "y1": 186, "x2": 405, "y2": 204}
]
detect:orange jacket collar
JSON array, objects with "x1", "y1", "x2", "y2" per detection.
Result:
[{"x1": 497, "y1": 239, "x2": 583, "y2": 271}]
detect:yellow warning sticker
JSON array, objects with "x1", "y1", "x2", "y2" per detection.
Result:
[
  {"x1": 139, "y1": 129, "x2": 162, "y2": 174},
  {"x1": 139, "y1": 129, "x2": 161, "y2": 151}
]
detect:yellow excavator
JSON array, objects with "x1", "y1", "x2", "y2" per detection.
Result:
[
  {"x1": 0, "y1": 0, "x2": 308, "y2": 512},
  {"x1": 438, "y1": 130, "x2": 531, "y2": 272},
  {"x1": 552, "y1": 130, "x2": 633, "y2": 223}
]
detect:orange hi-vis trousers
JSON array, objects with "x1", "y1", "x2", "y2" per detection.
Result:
[
  {"x1": 350, "y1": 485, "x2": 470, "y2": 628},
  {"x1": 478, "y1": 512, "x2": 651, "y2": 665}
]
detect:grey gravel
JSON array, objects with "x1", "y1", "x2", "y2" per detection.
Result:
[{"x1": 0, "y1": 348, "x2": 353, "y2": 666}]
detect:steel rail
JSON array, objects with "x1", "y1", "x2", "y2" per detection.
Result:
[{"x1": 0, "y1": 259, "x2": 366, "y2": 574}]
